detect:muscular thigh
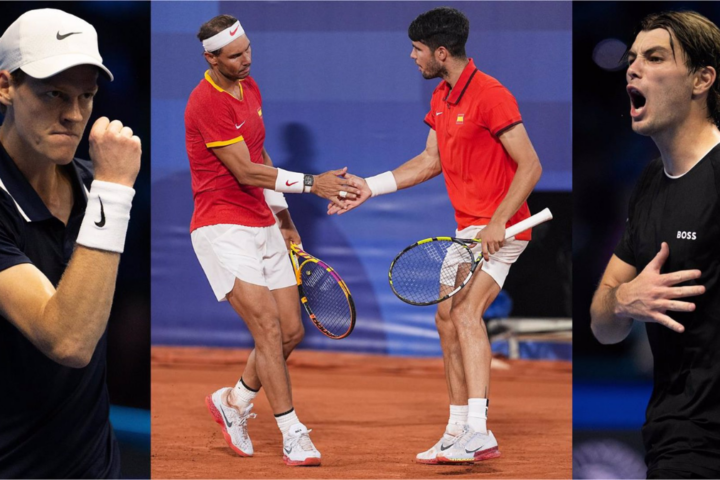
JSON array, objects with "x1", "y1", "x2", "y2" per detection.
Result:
[
  {"x1": 227, "y1": 278, "x2": 280, "y2": 331},
  {"x1": 450, "y1": 269, "x2": 501, "y2": 317}
]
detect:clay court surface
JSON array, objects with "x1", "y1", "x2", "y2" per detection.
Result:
[{"x1": 152, "y1": 346, "x2": 571, "y2": 479}]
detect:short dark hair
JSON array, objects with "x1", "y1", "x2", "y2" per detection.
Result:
[
  {"x1": 0, "y1": 70, "x2": 26, "y2": 116},
  {"x1": 636, "y1": 11, "x2": 720, "y2": 127},
  {"x1": 408, "y1": 7, "x2": 469, "y2": 58},
  {"x1": 197, "y1": 14, "x2": 239, "y2": 55}
]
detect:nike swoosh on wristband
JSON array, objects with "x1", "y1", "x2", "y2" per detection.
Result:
[
  {"x1": 95, "y1": 197, "x2": 106, "y2": 227},
  {"x1": 230, "y1": 26, "x2": 239, "y2": 36},
  {"x1": 57, "y1": 31, "x2": 82, "y2": 40},
  {"x1": 219, "y1": 405, "x2": 233, "y2": 427},
  {"x1": 286, "y1": 180, "x2": 299, "y2": 186}
]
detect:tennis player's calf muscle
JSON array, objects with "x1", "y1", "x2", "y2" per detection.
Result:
[
  {"x1": 448, "y1": 271, "x2": 499, "y2": 397},
  {"x1": 227, "y1": 279, "x2": 294, "y2": 411},
  {"x1": 435, "y1": 307, "x2": 468, "y2": 404}
]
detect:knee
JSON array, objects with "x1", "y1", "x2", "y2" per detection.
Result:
[
  {"x1": 253, "y1": 317, "x2": 283, "y2": 347},
  {"x1": 449, "y1": 304, "x2": 482, "y2": 331},
  {"x1": 283, "y1": 324, "x2": 305, "y2": 351}
]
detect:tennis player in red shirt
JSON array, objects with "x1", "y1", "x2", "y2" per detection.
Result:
[
  {"x1": 185, "y1": 14, "x2": 359, "y2": 466},
  {"x1": 329, "y1": 7, "x2": 542, "y2": 464}
]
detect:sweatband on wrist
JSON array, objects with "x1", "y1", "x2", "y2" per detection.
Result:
[
  {"x1": 202, "y1": 21, "x2": 245, "y2": 52},
  {"x1": 365, "y1": 171, "x2": 397, "y2": 197},
  {"x1": 76, "y1": 180, "x2": 135, "y2": 254},
  {"x1": 263, "y1": 189, "x2": 289, "y2": 214},
  {"x1": 275, "y1": 168, "x2": 305, "y2": 193}
]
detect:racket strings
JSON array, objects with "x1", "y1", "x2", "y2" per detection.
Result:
[
  {"x1": 302, "y1": 262, "x2": 353, "y2": 337},
  {"x1": 390, "y1": 241, "x2": 475, "y2": 305}
]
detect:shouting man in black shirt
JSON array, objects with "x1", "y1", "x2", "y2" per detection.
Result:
[
  {"x1": 590, "y1": 11, "x2": 720, "y2": 480},
  {"x1": 0, "y1": 9, "x2": 140, "y2": 478}
]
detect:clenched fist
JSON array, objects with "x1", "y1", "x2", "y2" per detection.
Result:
[{"x1": 89, "y1": 117, "x2": 141, "y2": 187}]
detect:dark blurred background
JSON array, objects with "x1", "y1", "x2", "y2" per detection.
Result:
[
  {"x1": 572, "y1": 2, "x2": 720, "y2": 478},
  {"x1": 0, "y1": 2, "x2": 150, "y2": 477}
]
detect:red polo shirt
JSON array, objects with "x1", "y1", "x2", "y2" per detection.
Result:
[
  {"x1": 424, "y1": 59, "x2": 532, "y2": 241},
  {"x1": 185, "y1": 71, "x2": 274, "y2": 231}
]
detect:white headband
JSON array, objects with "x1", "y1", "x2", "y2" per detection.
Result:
[{"x1": 202, "y1": 21, "x2": 245, "y2": 52}]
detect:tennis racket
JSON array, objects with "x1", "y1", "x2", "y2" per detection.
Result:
[
  {"x1": 388, "y1": 208, "x2": 553, "y2": 306},
  {"x1": 289, "y1": 244, "x2": 356, "y2": 339}
]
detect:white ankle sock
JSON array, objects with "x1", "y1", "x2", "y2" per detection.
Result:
[
  {"x1": 467, "y1": 398, "x2": 488, "y2": 434},
  {"x1": 230, "y1": 378, "x2": 258, "y2": 409},
  {"x1": 275, "y1": 409, "x2": 300, "y2": 438},
  {"x1": 447, "y1": 404, "x2": 468, "y2": 435}
]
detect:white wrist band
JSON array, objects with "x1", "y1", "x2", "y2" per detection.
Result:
[
  {"x1": 77, "y1": 180, "x2": 135, "y2": 254},
  {"x1": 365, "y1": 171, "x2": 397, "y2": 197},
  {"x1": 275, "y1": 168, "x2": 305, "y2": 193},
  {"x1": 264, "y1": 189, "x2": 289, "y2": 214}
]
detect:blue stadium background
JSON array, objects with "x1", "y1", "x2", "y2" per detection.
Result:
[{"x1": 151, "y1": 2, "x2": 572, "y2": 357}]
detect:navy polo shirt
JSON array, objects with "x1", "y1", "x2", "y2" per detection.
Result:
[{"x1": 0, "y1": 142, "x2": 121, "y2": 479}]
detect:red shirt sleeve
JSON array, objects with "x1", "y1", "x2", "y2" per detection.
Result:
[{"x1": 480, "y1": 85, "x2": 523, "y2": 137}]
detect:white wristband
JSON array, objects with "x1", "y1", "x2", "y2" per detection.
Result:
[
  {"x1": 365, "y1": 171, "x2": 397, "y2": 197},
  {"x1": 264, "y1": 189, "x2": 289, "y2": 214},
  {"x1": 275, "y1": 168, "x2": 304, "y2": 193},
  {"x1": 76, "y1": 180, "x2": 135, "y2": 254}
]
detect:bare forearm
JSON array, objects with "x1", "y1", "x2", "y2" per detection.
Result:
[
  {"x1": 490, "y1": 159, "x2": 542, "y2": 225},
  {"x1": 230, "y1": 161, "x2": 280, "y2": 189},
  {"x1": 39, "y1": 246, "x2": 121, "y2": 367},
  {"x1": 590, "y1": 284, "x2": 633, "y2": 344},
  {"x1": 275, "y1": 208, "x2": 295, "y2": 229},
  {"x1": 392, "y1": 151, "x2": 442, "y2": 189}
]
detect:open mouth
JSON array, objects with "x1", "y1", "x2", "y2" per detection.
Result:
[{"x1": 628, "y1": 86, "x2": 646, "y2": 111}]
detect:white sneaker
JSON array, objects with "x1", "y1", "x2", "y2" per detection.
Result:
[
  {"x1": 283, "y1": 423, "x2": 321, "y2": 466},
  {"x1": 436, "y1": 425, "x2": 501, "y2": 464},
  {"x1": 205, "y1": 387, "x2": 257, "y2": 456},
  {"x1": 416, "y1": 430, "x2": 462, "y2": 464}
]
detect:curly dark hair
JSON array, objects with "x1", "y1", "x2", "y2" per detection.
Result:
[{"x1": 408, "y1": 7, "x2": 469, "y2": 58}]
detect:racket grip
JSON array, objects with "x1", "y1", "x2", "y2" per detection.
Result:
[{"x1": 505, "y1": 208, "x2": 553, "y2": 239}]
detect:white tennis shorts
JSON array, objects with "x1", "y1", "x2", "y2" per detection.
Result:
[
  {"x1": 191, "y1": 223, "x2": 296, "y2": 302},
  {"x1": 440, "y1": 224, "x2": 528, "y2": 288}
]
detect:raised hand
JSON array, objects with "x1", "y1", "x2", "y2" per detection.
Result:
[
  {"x1": 311, "y1": 167, "x2": 361, "y2": 209},
  {"x1": 615, "y1": 242, "x2": 705, "y2": 333},
  {"x1": 327, "y1": 173, "x2": 371, "y2": 215},
  {"x1": 89, "y1": 117, "x2": 141, "y2": 188}
]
